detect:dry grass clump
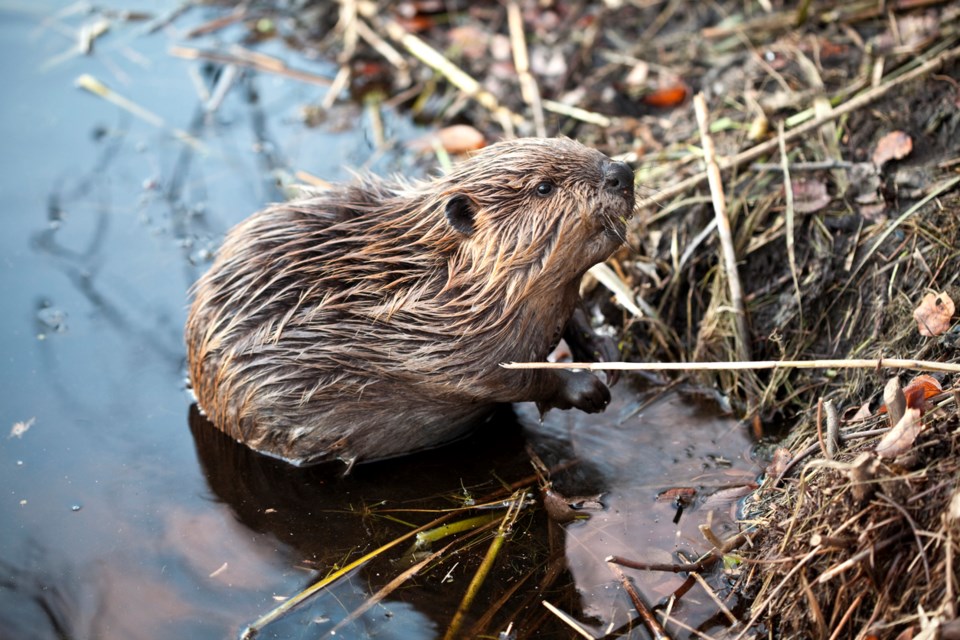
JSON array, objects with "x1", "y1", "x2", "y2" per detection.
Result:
[{"x1": 738, "y1": 391, "x2": 960, "y2": 639}]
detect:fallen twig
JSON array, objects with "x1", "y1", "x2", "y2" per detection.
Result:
[
  {"x1": 503, "y1": 358, "x2": 960, "y2": 374},
  {"x1": 169, "y1": 45, "x2": 333, "y2": 87},
  {"x1": 507, "y1": 0, "x2": 545, "y2": 137},
  {"x1": 74, "y1": 73, "x2": 206, "y2": 151},
  {"x1": 693, "y1": 93, "x2": 751, "y2": 363},
  {"x1": 357, "y1": 5, "x2": 522, "y2": 132},
  {"x1": 541, "y1": 600, "x2": 596, "y2": 639},
  {"x1": 607, "y1": 561, "x2": 672, "y2": 639}
]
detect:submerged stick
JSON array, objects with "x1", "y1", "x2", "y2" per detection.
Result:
[
  {"x1": 75, "y1": 74, "x2": 206, "y2": 151},
  {"x1": 443, "y1": 492, "x2": 525, "y2": 640},
  {"x1": 169, "y1": 45, "x2": 333, "y2": 87},
  {"x1": 541, "y1": 601, "x2": 597, "y2": 639},
  {"x1": 608, "y1": 561, "x2": 672, "y2": 639},
  {"x1": 503, "y1": 358, "x2": 960, "y2": 373},
  {"x1": 242, "y1": 510, "x2": 460, "y2": 637}
]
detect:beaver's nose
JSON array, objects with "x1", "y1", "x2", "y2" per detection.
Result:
[{"x1": 603, "y1": 161, "x2": 634, "y2": 194}]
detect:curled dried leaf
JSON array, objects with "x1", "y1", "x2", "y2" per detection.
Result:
[
  {"x1": 542, "y1": 488, "x2": 603, "y2": 524},
  {"x1": 913, "y1": 291, "x2": 955, "y2": 337},
  {"x1": 410, "y1": 124, "x2": 487, "y2": 155},
  {"x1": 872, "y1": 130, "x2": 913, "y2": 168},
  {"x1": 846, "y1": 452, "x2": 881, "y2": 503},
  {"x1": 875, "y1": 407, "x2": 922, "y2": 459},
  {"x1": 883, "y1": 377, "x2": 905, "y2": 428},
  {"x1": 656, "y1": 487, "x2": 697, "y2": 504},
  {"x1": 850, "y1": 401, "x2": 872, "y2": 422}
]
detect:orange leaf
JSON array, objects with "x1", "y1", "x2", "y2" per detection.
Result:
[
  {"x1": 902, "y1": 374, "x2": 942, "y2": 412},
  {"x1": 913, "y1": 291, "x2": 955, "y2": 336},
  {"x1": 642, "y1": 84, "x2": 688, "y2": 108}
]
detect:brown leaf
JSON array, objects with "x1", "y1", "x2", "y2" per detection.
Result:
[
  {"x1": 872, "y1": 130, "x2": 913, "y2": 168},
  {"x1": 875, "y1": 407, "x2": 922, "y2": 458},
  {"x1": 902, "y1": 374, "x2": 942, "y2": 413},
  {"x1": 846, "y1": 452, "x2": 881, "y2": 503},
  {"x1": 765, "y1": 446, "x2": 792, "y2": 479},
  {"x1": 789, "y1": 179, "x2": 832, "y2": 213},
  {"x1": 893, "y1": 625, "x2": 915, "y2": 640},
  {"x1": 542, "y1": 488, "x2": 602, "y2": 523},
  {"x1": 436, "y1": 124, "x2": 486, "y2": 154},
  {"x1": 913, "y1": 291, "x2": 955, "y2": 336},
  {"x1": 656, "y1": 487, "x2": 697, "y2": 503},
  {"x1": 849, "y1": 401, "x2": 872, "y2": 421}
]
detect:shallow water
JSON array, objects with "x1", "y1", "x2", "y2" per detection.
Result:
[{"x1": 0, "y1": 3, "x2": 758, "y2": 638}]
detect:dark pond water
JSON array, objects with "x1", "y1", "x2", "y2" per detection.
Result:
[{"x1": 0, "y1": 3, "x2": 759, "y2": 638}]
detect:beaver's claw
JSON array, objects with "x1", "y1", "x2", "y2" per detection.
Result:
[{"x1": 541, "y1": 369, "x2": 610, "y2": 414}]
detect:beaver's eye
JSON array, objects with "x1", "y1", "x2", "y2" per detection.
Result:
[{"x1": 535, "y1": 181, "x2": 555, "y2": 197}]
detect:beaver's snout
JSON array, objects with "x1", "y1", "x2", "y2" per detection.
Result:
[{"x1": 603, "y1": 161, "x2": 635, "y2": 199}]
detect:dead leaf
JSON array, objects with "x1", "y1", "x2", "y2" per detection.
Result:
[
  {"x1": 872, "y1": 130, "x2": 913, "y2": 168},
  {"x1": 642, "y1": 84, "x2": 688, "y2": 108},
  {"x1": 850, "y1": 401, "x2": 872, "y2": 421},
  {"x1": 436, "y1": 124, "x2": 486, "y2": 154},
  {"x1": 766, "y1": 446, "x2": 793, "y2": 479},
  {"x1": 542, "y1": 488, "x2": 602, "y2": 523},
  {"x1": 789, "y1": 179, "x2": 832, "y2": 213},
  {"x1": 9, "y1": 417, "x2": 35, "y2": 439},
  {"x1": 948, "y1": 489, "x2": 960, "y2": 522},
  {"x1": 447, "y1": 25, "x2": 488, "y2": 61},
  {"x1": 913, "y1": 291, "x2": 955, "y2": 336},
  {"x1": 858, "y1": 202, "x2": 887, "y2": 221},
  {"x1": 893, "y1": 625, "x2": 915, "y2": 640},
  {"x1": 902, "y1": 374, "x2": 942, "y2": 413},
  {"x1": 875, "y1": 407, "x2": 922, "y2": 458},
  {"x1": 656, "y1": 487, "x2": 697, "y2": 503}
]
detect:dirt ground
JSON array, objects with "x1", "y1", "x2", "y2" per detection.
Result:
[{"x1": 144, "y1": 0, "x2": 960, "y2": 637}]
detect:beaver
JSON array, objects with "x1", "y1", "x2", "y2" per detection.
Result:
[{"x1": 185, "y1": 137, "x2": 635, "y2": 467}]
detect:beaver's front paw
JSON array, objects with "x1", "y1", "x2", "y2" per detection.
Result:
[{"x1": 552, "y1": 370, "x2": 611, "y2": 413}]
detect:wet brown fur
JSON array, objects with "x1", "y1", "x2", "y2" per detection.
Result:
[{"x1": 185, "y1": 138, "x2": 634, "y2": 465}]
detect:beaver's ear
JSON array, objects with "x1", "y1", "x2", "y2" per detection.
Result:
[{"x1": 444, "y1": 194, "x2": 476, "y2": 236}]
